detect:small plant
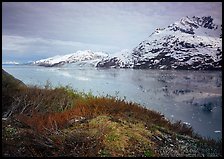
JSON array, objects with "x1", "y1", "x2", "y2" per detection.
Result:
[
  {"x1": 144, "y1": 149, "x2": 154, "y2": 157},
  {"x1": 4, "y1": 126, "x2": 17, "y2": 138},
  {"x1": 115, "y1": 91, "x2": 119, "y2": 99},
  {"x1": 44, "y1": 80, "x2": 52, "y2": 89},
  {"x1": 99, "y1": 149, "x2": 110, "y2": 157},
  {"x1": 86, "y1": 90, "x2": 94, "y2": 98},
  {"x1": 107, "y1": 133, "x2": 119, "y2": 142}
]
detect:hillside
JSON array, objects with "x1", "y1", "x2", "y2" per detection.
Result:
[
  {"x1": 2, "y1": 69, "x2": 26, "y2": 114},
  {"x1": 2, "y1": 70, "x2": 222, "y2": 157}
]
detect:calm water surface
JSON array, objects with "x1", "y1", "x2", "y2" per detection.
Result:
[{"x1": 2, "y1": 64, "x2": 222, "y2": 140}]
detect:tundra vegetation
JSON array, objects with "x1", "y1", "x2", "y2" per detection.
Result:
[{"x1": 2, "y1": 69, "x2": 222, "y2": 157}]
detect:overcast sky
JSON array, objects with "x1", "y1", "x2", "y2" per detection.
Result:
[{"x1": 2, "y1": 2, "x2": 222, "y2": 63}]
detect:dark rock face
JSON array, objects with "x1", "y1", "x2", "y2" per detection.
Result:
[
  {"x1": 96, "y1": 57, "x2": 122, "y2": 68},
  {"x1": 194, "y1": 16, "x2": 217, "y2": 29}
]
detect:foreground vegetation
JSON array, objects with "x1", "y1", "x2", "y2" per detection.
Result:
[{"x1": 2, "y1": 69, "x2": 222, "y2": 157}]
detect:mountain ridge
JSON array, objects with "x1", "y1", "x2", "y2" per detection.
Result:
[
  {"x1": 33, "y1": 16, "x2": 222, "y2": 70},
  {"x1": 98, "y1": 15, "x2": 222, "y2": 70},
  {"x1": 33, "y1": 50, "x2": 109, "y2": 67}
]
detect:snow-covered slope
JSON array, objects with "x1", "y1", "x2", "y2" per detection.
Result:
[
  {"x1": 3, "y1": 61, "x2": 20, "y2": 65},
  {"x1": 96, "y1": 49, "x2": 134, "y2": 68},
  {"x1": 97, "y1": 16, "x2": 222, "y2": 70},
  {"x1": 33, "y1": 50, "x2": 109, "y2": 67},
  {"x1": 34, "y1": 16, "x2": 222, "y2": 70}
]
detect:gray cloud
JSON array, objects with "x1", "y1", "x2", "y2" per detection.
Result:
[
  {"x1": 2, "y1": 35, "x2": 119, "y2": 58},
  {"x1": 2, "y1": 2, "x2": 222, "y2": 63}
]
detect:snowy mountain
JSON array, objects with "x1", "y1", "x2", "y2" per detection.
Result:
[
  {"x1": 97, "y1": 16, "x2": 222, "y2": 70},
  {"x1": 33, "y1": 50, "x2": 109, "y2": 67},
  {"x1": 3, "y1": 61, "x2": 20, "y2": 65},
  {"x1": 34, "y1": 16, "x2": 222, "y2": 70},
  {"x1": 96, "y1": 49, "x2": 134, "y2": 68}
]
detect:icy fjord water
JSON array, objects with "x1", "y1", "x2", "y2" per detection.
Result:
[{"x1": 2, "y1": 64, "x2": 222, "y2": 140}]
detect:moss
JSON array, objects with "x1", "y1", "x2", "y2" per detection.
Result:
[
  {"x1": 144, "y1": 149, "x2": 154, "y2": 157},
  {"x1": 87, "y1": 115, "x2": 154, "y2": 156}
]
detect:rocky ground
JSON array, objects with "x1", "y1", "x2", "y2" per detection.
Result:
[{"x1": 151, "y1": 127, "x2": 221, "y2": 157}]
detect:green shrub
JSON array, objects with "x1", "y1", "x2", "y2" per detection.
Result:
[{"x1": 144, "y1": 149, "x2": 154, "y2": 157}]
